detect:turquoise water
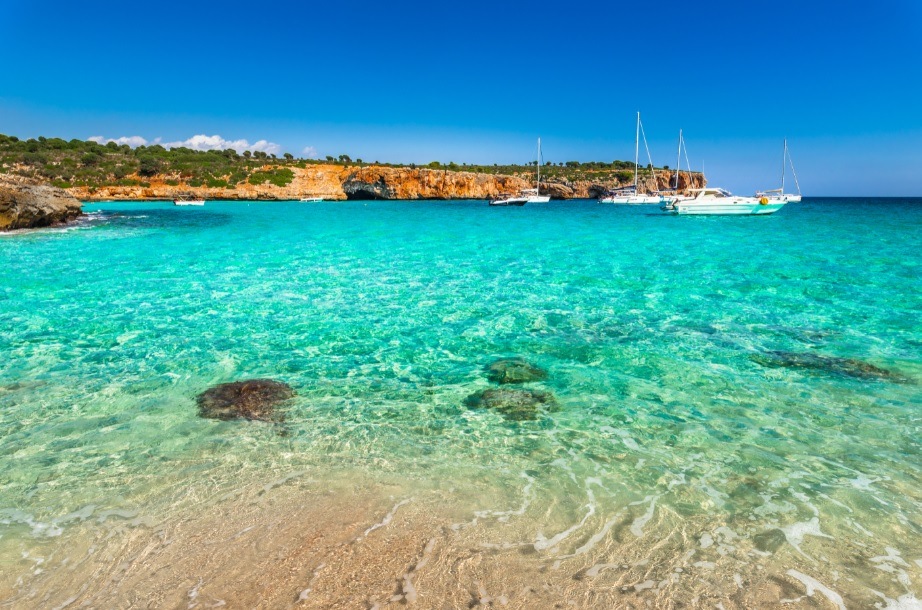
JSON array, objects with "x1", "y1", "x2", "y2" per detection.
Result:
[{"x1": 1, "y1": 199, "x2": 920, "y2": 604}]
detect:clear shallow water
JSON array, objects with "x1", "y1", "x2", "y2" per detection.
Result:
[{"x1": 1, "y1": 199, "x2": 920, "y2": 605}]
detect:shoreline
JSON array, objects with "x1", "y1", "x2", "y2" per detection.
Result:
[{"x1": 2, "y1": 464, "x2": 908, "y2": 609}]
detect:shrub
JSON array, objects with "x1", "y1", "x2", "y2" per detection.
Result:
[
  {"x1": 138, "y1": 156, "x2": 162, "y2": 176},
  {"x1": 247, "y1": 167, "x2": 294, "y2": 187}
]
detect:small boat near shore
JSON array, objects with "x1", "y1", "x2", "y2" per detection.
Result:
[
  {"x1": 299, "y1": 196, "x2": 324, "y2": 202},
  {"x1": 173, "y1": 194, "x2": 205, "y2": 206},
  {"x1": 662, "y1": 188, "x2": 787, "y2": 215},
  {"x1": 756, "y1": 139, "x2": 802, "y2": 203},
  {"x1": 489, "y1": 138, "x2": 549, "y2": 206},
  {"x1": 488, "y1": 194, "x2": 528, "y2": 206},
  {"x1": 599, "y1": 112, "x2": 671, "y2": 205}
]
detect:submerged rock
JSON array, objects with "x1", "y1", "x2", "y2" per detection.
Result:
[
  {"x1": 485, "y1": 357, "x2": 548, "y2": 384},
  {"x1": 464, "y1": 387, "x2": 557, "y2": 421},
  {"x1": 752, "y1": 529, "x2": 787, "y2": 554},
  {"x1": 196, "y1": 379, "x2": 294, "y2": 422},
  {"x1": 750, "y1": 350, "x2": 907, "y2": 382}
]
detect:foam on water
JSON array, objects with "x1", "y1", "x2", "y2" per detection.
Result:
[{"x1": 1, "y1": 198, "x2": 921, "y2": 605}]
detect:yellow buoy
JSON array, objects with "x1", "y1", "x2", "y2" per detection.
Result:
[{"x1": 759, "y1": 197, "x2": 769, "y2": 205}]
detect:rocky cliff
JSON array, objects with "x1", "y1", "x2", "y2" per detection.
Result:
[
  {"x1": 66, "y1": 165, "x2": 705, "y2": 202},
  {"x1": 0, "y1": 175, "x2": 83, "y2": 230}
]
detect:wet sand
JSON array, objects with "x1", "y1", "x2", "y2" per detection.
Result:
[{"x1": 3, "y1": 468, "x2": 909, "y2": 609}]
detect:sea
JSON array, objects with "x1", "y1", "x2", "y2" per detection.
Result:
[{"x1": 1, "y1": 198, "x2": 920, "y2": 608}]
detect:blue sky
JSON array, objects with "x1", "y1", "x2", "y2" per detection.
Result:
[{"x1": 1, "y1": 0, "x2": 920, "y2": 195}]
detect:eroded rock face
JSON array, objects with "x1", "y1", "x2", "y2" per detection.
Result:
[
  {"x1": 66, "y1": 164, "x2": 707, "y2": 202},
  {"x1": 196, "y1": 379, "x2": 294, "y2": 422},
  {"x1": 0, "y1": 175, "x2": 82, "y2": 230},
  {"x1": 486, "y1": 358, "x2": 548, "y2": 384},
  {"x1": 464, "y1": 387, "x2": 557, "y2": 421},
  {"x1": 750, "y1": 350, "x2": 907, "y2": 382},
  {"x1": 343, "y1": 172, "x2": 394, "y2": 200}
]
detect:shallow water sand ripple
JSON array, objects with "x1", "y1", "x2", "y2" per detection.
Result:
[{"x1": 1, "y1": 198, "x2": 920, "y2": 607}]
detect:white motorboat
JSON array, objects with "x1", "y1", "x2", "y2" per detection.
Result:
[
  {"x1": 488, "y1": 194, "x2": 528, "y2": 206},
  {"x1": 600, "y1": 112, "x2": 671, "y2": 204},
  {"x1": 299, "y1": 197, "x2": 324, "y2": 202},
  {"x1": 663, "y1": 188, "x2": 786, "y2": 215},
  {"x1": 173, "y1": 196, "x2": 205, "y2": 206},
  {"x1": 756, "y1": 139, "x2": 802, "y2": 203},
  {"x1": 489, "y1": 137, "x2": 550, "y2": 205}
]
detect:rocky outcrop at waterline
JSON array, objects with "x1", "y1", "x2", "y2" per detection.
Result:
[
  {"x1": 66, "y1": 164, "x2": 705, "y2": 202},
  {"x1": 0, "y1": 175, "x2": 82, "y2": 230},
  {"x1": 196, "y1": 379, "x2": 295, "y2": 422}
]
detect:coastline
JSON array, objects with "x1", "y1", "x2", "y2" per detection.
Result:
[{"x1": 65, "y1": 164, "x2": 706, "y2": 202}]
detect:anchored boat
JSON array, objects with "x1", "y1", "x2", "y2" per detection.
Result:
[
  {"x1": 662, "y1": 187, "x2": 787, "y2": 215},
  {"x1": 489, "y1": 138, "x2": 550, "y2": 206},
  {"x1": 757, "y1": 139, "x2": 802, "y2": 203},
  {"x1": 173, "y1": 194, "x2": 205, "y2": 206},
  {"x1": 600, "y1": 112, "x2": 670, "y2": 204}
]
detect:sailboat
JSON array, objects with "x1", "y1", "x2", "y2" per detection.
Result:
[
  {"x1": 489, "y1": 138, "x2": 550, "y2": 206},
  {"x1": 599, "y1": 113, "x2": 668, "y2": 204},
  {"x1": 757, "y1": 139, "x2": 802, "y2": 203}
]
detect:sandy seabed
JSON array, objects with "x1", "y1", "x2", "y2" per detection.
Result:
[{"x1": 2, "y1": 467, "x2": 902, "y2": 610}]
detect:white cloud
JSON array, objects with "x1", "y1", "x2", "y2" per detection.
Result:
[
  {"x1": 87, "y1": 134, "x2": 282, "y2": 155},
  {"x1": 301, "y1": 146, "x2": 318, "y2": 159},
  {"x1": 161, "y1": 134, "x2": 280, "y2": 155},
  {"x1": 88, "y1": 135, "x2": 149, "y2": 147}
]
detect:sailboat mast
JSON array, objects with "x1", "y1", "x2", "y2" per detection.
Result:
[
  {"x1": 781, "y1": 138, "x2": 786, "y2": 194},
  {"x1": 675, "y1": 129, "x2": 682, "y2": 189},
  {"x1": 787, "y1": 140, "x2": 801, "y2": 195},
  {"x1": 634, "y1": 112, "x2": 640, "y2": 190},
  {"x1": 537, "y1": 137, "x2": 541, "y2": 192}
]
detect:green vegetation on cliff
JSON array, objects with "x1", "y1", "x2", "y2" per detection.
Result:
[
  {"x1": 0, "y1": 134, "x2": 297, "y2": 190},
  {"x1": 0, "y1": 133, "x2": 681, "y2": 189}
]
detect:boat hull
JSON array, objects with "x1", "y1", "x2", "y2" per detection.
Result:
[
  {"x1": 526, "y1": 195, "x2": 550, "y2": 203},
  {"x1": 600, "y1": 195, "x2": 670, "y2": 204},
  {"x1": 489, "y1": 197, "x2": 527, "y2": 206},
  {"x1": 669, "y1": 200, "x2": 786, "y2": 215},
  {"x1": 174, "y1": 200, "x2": 205, "y2": 206}
]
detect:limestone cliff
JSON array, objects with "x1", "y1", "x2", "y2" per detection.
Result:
[
  {"x1": 67, "y1": 164, "x2": 705, "y2": 201},
  {"x1": 0, "y1": 175, "x2": 83, "y2": 231}
]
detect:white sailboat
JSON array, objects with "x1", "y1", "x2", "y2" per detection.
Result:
[
  {"x1": 525, "y1": 137, "x2": 550, "y2": 203},
  {"x1": 757, "y1": 139, "x2": 802, "y2": 203},
  {"x1": 600, "y1": 113, "x2": 669, "y2": 204},
  {"x1": 489, "y1": 137, "x2": 550, "y2": 206}
]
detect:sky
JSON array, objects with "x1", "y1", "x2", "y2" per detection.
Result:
[{"x1": 1, "y1": 0, "x2": 920, "y2": 195}]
